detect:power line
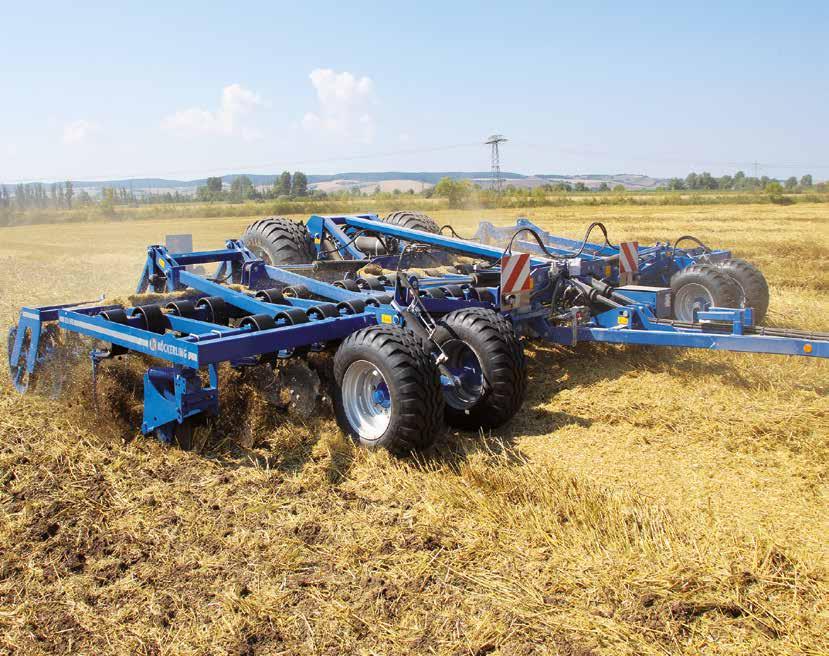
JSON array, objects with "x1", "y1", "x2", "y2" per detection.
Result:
[{"x1": 2, "y1": 141, "x2": 483, "y2": 185}]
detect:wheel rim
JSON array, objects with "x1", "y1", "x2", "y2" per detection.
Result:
[
  {"x1": 440, "y1": 339, "x2": 484, "y2": 410},
  {"x1": 674, "y1": 283, "x2": 713, "y2": 322},
  {"x1": 342, "y1": 360, "x2": 392, "y2": 440}
]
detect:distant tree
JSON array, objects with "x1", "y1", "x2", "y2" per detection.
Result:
[
  {"x1": 291, "y1": 171, "x2": 308, "y2": 196},
  {"x1": 765, "y1": 181, "x2": 784, "y2": 196},
  {"x1": 230, "y1": 175, "x2": 254, "y2": 200},
  {"x1": 206, "y1": 177, "x2": 223, "y2": 194},
  {"x1": 64, "y1": 181, "x2": 74, "y2": 209},
  {"x1": 718, "y1": 174, "x2": 733, "y2": 190},
  {"x1": 666, "y1": 178, "x2": 686, "y2": 191},
  {"x1": 800, "y1": 174, "x2": 813, "y2": 187},
  {"x1": 574, "y1": 182, "x2": 587, "y2": 192},
  {"x1": 685, "y1": 172, "x2": 699, "y2": 190},
  {"x1": 733, "y1": 170, "x2": 746, "y2": 189},
  {"x1": 612, "y1": 184, "x2": 626, "y2": 192},
  {"x1": 784, "y1": 176, "x2": 798, "y2": 190},
  {"x1": 274, "y1": 171, "x2": 291, "y2": 196},
  {"x1": 15, "y1": 184, "x2": 26, "y2": 210},
  {"x1": 597, "y1": 182, "x2": 610, "y2": 192},
  {"x1": 100, "y1": 187, "x2": 117, "y2": 215},
  {"x1": 434, "y1": 177, "x2": 472, "y2": 208},
  {"x1": 697, "y1": 171, "x2": 717, "y2": 190}
]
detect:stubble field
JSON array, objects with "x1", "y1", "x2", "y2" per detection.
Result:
[{"x1": 0, "y1": 203, "x2": 827, "y2": 655}]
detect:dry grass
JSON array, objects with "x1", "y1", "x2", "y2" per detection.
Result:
[{"x1": 0, "y1": 204, "x2": 827, "y2": 655}]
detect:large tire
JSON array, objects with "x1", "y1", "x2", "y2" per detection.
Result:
[
  {"x1": 241, "y1": 216, "x2": 315, "y2": 265},
  {"x1": 670, "y1": 264, "x2": 741, "y2": 323},
  {"x1": 333, "y1": 326, "x2": 444, "y2": 453},
  {"x1": 381, "y1": 210, "x2": 440, "y2": 234},
  {"x1": 717, "y1": 258, "x2": 769, "y2": 323},
  {"x1": 432, "y1": 308, "x2": 527, "y2": 430}
]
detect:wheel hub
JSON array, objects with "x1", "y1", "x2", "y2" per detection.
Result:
[
  {"x1": 674, "y1": 283, "x2": 713, "y2": 323},
  {"x1": 440, "y1": 339, "x2": 484, "y2": 410},
  {"x1": 342, "y1": 360, "x2": 392, "y2": 440}
]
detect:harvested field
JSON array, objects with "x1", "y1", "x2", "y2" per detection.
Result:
[{"x1": 1, "y1": 203, "x2": 827, "y2": 655}]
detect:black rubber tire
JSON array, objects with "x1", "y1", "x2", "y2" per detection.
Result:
[
  {"x1": 670, "y1": 264, "x2": 741, "y2": 323},
  {"x1": 165, "y1": 299, "x2": 197, "y2": 318},
  {"x1": 239, "y1": 313, "x2": 277, "y2": 332},
  {"x1": 255, "y1": 288, "x2": 286, "y2": 305},
  {"x1": 131, "y1": 304, "x2": 166, "y2": 334},
  {"x1": 357, "y1": 276, "x2": 385, "y2": 291},
  {"x1": 306, "y1": 303, "x2": 339, "y2": 320},
  {"x1": 381, "y1": 211, "x2": 440, "y2": 234},
  {"x1": 440, "y1": 284, "x2": 465, "y2": 298},
  {"x1": 283, "y1": 284, "x2": 310, "y2": 298},
  {"x1": 424, "y1": 287, "x2": 446, "y2": 299},
  {"x1": 717, "y1": 258, "x2": 769, "y2": 323},
  {"x1": 432, "y1": 308, "x2": 527, "y2": 430},
  {"x1": 196, "y1": 296, "x2": 229, "y2": 325},
  {"x1": 336, "y1": 299, "x2": 367, "y2": 315},
  {"x1": 334, "y1": 278, "x2": 361, "y2": 292},
  {"x1": 241, "y1": 216, "x2": 315, "y2": 265},
  {"x1": 99, "y1": 309, "x2": 130, "y2": 356},
  {"x1": 333, "y1": 326, "x2": 444, "y2": 453},
  {"x1": 366, "y1": 293, "x2": 394, "y2": 306}
]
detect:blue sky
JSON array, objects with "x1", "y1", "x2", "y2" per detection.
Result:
[{"x1": 2, "y1": 1, "x2": 827, "y2": 182}]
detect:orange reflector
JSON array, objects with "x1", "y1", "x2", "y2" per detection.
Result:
[{"x1": 804, "y1": 343, "x2": 813, "y2": 353}]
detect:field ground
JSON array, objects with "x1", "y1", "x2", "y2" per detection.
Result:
[{"x1": 0, "y1": 204, "x2": 827, "y2": 655}]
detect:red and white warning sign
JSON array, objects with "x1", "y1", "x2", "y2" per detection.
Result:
[
  {"x1": 500, "y1": 253, "x2": 533, "y2": 295},
  {"x1": 619, "y1": 241, "x2": 639, "y2": 274}
]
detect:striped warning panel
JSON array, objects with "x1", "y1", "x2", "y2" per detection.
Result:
[
  {"x1": 500, "y1": 253, "x2": 533, "y2": 294},
  {"x1": 619, "y1": 241, "x2": 639, "y2": 273}
]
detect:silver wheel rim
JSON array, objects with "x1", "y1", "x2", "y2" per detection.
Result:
[
  {"x1": 342, "y1": 360, "x2": 392, "y2": 441},
  {"x1": 674, "y1": 283, "x2": 713, "y2": 322}
]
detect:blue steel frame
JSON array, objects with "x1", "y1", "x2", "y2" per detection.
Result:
[{"x1": 9, "y1": 216, "x2": 827, "y2": 445}]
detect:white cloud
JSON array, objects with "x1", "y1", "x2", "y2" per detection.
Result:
[
  {"x1": 162, "y1": 84, "x2": 265, "y2": 140},
  {"x1": 301, "y1": 68, "x2": 375, "y2": 142},
  {"x1": 62, "y1": 120, "x2": 97, "y2": 145},
  {"x1": 398, "y1": 132, "x2": 411, "y2": 143}
]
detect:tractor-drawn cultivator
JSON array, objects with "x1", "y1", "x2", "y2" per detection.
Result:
[{"x1": 8, "y1": 211, "x2": 828, "y2": 452}]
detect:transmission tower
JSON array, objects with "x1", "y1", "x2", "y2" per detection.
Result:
[{"x1": 485, "y1": 134, "x2": 508, "y2": 192}]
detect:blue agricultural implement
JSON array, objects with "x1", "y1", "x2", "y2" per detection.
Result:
[{"x1": 8, "y1": 211, "x2": 828, "y2": 452}]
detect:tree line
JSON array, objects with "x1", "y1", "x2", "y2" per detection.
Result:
[
  {"x1": 195, "y1": 171, "x2": 309, "y2": 202},
  {"x1": 0, "y1": 181, "x2": 76, "y2": 211},
  {"x1": 665, "y1": 171, "x2": 814, "y2": 191}
]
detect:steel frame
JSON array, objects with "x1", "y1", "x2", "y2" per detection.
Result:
[{"x1": 9, "y1": 214, "x2": 827, "y2": 444}]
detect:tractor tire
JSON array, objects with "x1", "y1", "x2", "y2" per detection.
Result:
[
  {"x1": 717, "y1": 258, "x2": 769, "y2": 323},
  {"x1": 333, "y1": 326, "x2": 444, "y2": 454},
  {"x1": 432, "y1": 308, "x2": 527, "y2": 430},
  {"x1": 241, "y1": 216, "x2": 315, "y2": 265},
  {"x1": 670, "y1": 264, "x2": 741, "y2": 323},
  {"x1": 381, "y1": 210, "x2": 440, "y2": 234}
]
